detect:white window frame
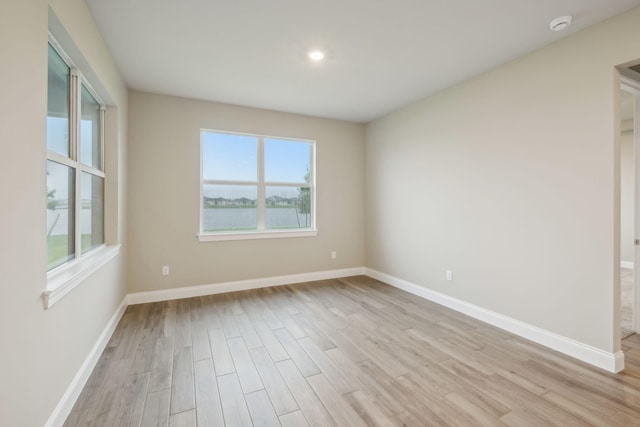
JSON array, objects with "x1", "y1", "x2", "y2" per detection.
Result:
[
  {"x1": 44, "y1": 34, "x2": 119, "y2": 308},
  {"x1": 198, "y1": 129, "x2": 317, "y2": 242}
]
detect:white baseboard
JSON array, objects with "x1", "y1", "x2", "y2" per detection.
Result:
[
  {"x1": 621, "y1": 261, "x2": 634, "y2": 269},
  {"x1": 127, "y1": 267, "x2": 367, "y2": 305},
  {"x1": 365, "y1": 268, "x2": 624, "y2": 373},
  {"x1": 44, "y1": 297, "x2": 128, "y2": 427}
]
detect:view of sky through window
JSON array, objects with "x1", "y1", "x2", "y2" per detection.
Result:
[
  {"x1": 265, "y1": 138, "x2": 310, "y2": 183},
  {"x1": 202, "y1": 132, "x2": 311, "y2": 199},
  {"x1": 202, "y1": 132, "x2": 257, "y2": 181}
]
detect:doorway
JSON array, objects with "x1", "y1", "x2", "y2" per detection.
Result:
[{"x1": 620, "y1": 74, "x2": 640, "y2": 339}]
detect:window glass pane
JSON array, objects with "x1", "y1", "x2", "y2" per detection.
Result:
[
  {"x1": 47, "y1": 45, "x2": 70, "y2": 157},
  {"x1": 81, "y1": 172, "x2": 104, "y2": 254},
  {"x1": 202, "y1": 132, "x2": 257, "y2": 181},
  {"x1": 80, "y1": 85, "x2": 101, "y2": 169},
  {"x1": 265, "y1": 139, "x2": 311, "y2": 183},
  {"x1": 47, "y1": 160, "x2": 75, "y2": 270},
  {"x1": 202, "y1": 184, "x2": 257, "y2": 231},
  {"x1": 265, "y1": 186, "x2": 312, "y2": 229}
]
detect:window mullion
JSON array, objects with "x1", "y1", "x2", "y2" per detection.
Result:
[
  {"x1": 257, "y1": 137, "x2": 265, "y2": 230},
  {"x1": 71, "y1": 69, "x2": 82, "y2": 260},
  {"x1": 310, "y1": 143, "x2": 316, "y2": 230},
  {"x1": 99, "y1": 105, "x2": 106, "y2": 172},
  {"x1": 263, "y1": 182, "x2": 308, "y2": 187},
  {"x1": 78, "y1": 164, "x2": 106, "y2": 179},
  {"x1": 202, "y1": 179, "x2": 257, "y2": 186},
  {"x1": 47, "y1": 151, "x2": 76, "y2": 168},
  {"x1": 69, "y1": 68, "x2": 79, "y2": 161}
]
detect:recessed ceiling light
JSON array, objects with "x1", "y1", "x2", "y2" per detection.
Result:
[
  {"x1": 549, "y1": 15, "x2": 572, "y2": 32},
  {"x1": 308, "y1": 50, "x2": 325, "y2": 62}
]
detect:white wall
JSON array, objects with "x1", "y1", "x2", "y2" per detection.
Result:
[
  {"x1": 127, "y1": 91, "x2": 365, "y2": 293},
  {"x1": 366, "y1": 7, "x2": 640, "y2": 354},
  {"x1": 0, "y1": 1, "x2": 128, "y2": 425}
]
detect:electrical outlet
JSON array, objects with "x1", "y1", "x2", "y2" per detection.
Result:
[
  {"x1": 331, "y1": 251, "x2": 337, "y2": 260},
  {"x1": 446, "y1": 270, "x2": 453, "y2": 281},
  {"x1": 162, "y1": 266, "x2": 170, "y2": 276}
]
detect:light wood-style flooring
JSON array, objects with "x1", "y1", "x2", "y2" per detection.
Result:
[{"x1": 65, "y1": 276, "x2": 640, "y2": 426}]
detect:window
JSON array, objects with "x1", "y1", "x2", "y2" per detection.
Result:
[
  {"x1": 47, "y1": 39, "x2": 105, "y2": 271},
  {"x1": 199, "y1": 130, "x2": 316, "y2": 241}
]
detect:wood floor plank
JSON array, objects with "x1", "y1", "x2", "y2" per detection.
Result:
[
  {"x1": 170, "y1": 346, "x2": 195, "y2": 415},
  {"x1": 541, "y1": 390, "x2": 615, "y2": 427},
  {"x1": 217, "y1": 373, "x2": 253, "y2": 427},
  {"x1": 291, "y1": 314, "x2": 337, "y2": 350},
  {"x1": 235, "y1": 312, "x2": 264, "y2": 350},
  {"x1": 209, "y1": 328, "x2": 236, "y2": 376},
  {"x1": 130, "y1": 327, "x2": 160, "y2": 376},
  {"x1": 388, "y1": 410, "x2": 428, "y2": 427},
  {"x1": 202, "y1": 296, "x2": 223, "y2": 330},
  {"x1": 67, "y1": 384, "x2": 119, "y2": 426},
  {"x1": 279, "y1": 410, "x2": 310, "y2": 427},
  {"x1": 66, "y1": 276, "x2": 640, "y2": 427},
  {"x1": 169, "y1": 409, "x2": 196, "y2": 427},
  {"x1": 251, "y1": 295, "x2": 284, "y2": 330},
  {"x1": 250, "y1": 346, "x2": 299, "y2": 416},
  {"x1": 298, "y1": 336, "x2": 359, "y2": 394},
  {"x1": 341, "y1": 326, "x2": 409, "y2": 378},
  {"x1": 444, "y1": 390, "x2": 508, "y2": 427},
  {"x1": 227, "y1": 336, "x2": 264, "y2": 394},
  {"x1": 315, "y1": 320, "x2": 369, "y2": 363},
  {"x1": 244, "y1": 389, "x2": 280, "y2": 427},
  {"x1": 149, "y1": 335, "x2": 174, "y2": 392},
  {"x1": 273, "y1": 327, "x2": 321, "y2": 377},
  {"x1": 191, "y1": 316, "x2": 212, "y2": 362},
  {"x1": 343, "y1": 389, "x2": 396, "y2": 427},
  {"x1": 224, "y1": 292, "x2": 246, "y2": 316},
  {"x1": 275, "y1": 311, "x2": 308, "y2": 339},
  {"x1": 174, "y1": 299, "x2": 192, "y2": 349},
  {"x1": 216, "y1": 295, "x2": 242, "y2": 339},
  {"x1": 254, "y1": 320, "x2": 289, "y2": 362},
  {"x1": 109, "y1": 372, "x2": 150, "y2": 426},
  {"x1": 306, "y1": 373, "x2": 368, "y2": 427},
  {"x1": 275, "y1": 359, "x2": 337, "y2": 427},
  {"x1": 194, "y1": 358, "x2": 224, "y2": 426},
  {"x1": 141, "y1": 388, "x2": 170, "y2": 427},
  {"x1": 161, "y1": 300, "x2": 178, "y2": 338},
  {"x1": 351, "y1": 359, "x2": 406, "y2": 417},
  {"x1": 390, "y1": 374, "x2": 479, "y2": 425}
]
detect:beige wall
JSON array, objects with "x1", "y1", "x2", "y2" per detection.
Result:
[
  {"x1": 366, "y1": 7, "x2": 640, "y2": 354},
  {"x1": 127, "y1": 91, "x2": 365, "y2": 293},
  {"x1": 0, "y1": 1, "x2": 128, "y2": 426}
]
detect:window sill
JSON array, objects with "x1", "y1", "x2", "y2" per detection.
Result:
[
  {"x1": 43, "y1": 244, "x2": 121, "y2": 309},
  {"x1": 198, "y1": 229, "x2": 317, "y2": 242}
]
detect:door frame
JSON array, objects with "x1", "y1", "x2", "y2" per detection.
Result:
[{"x1": 621, "y1": 76, "x2": 640, "y2": 334}]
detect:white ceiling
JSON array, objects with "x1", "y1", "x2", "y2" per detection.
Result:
[{"x1": 85, "y1": 0, "x2": 640, "y2": 123}]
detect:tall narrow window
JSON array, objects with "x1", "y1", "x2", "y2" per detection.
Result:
[
  {"x1": 200, "y1": 130, "x2": 316, "y2": 241},
  {"x1": 47, "y1": 38, "x2": 105, "y2": 271}
]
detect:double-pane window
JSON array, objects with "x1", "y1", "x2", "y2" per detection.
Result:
[
  {"x1": 47, "y1": 40, "x2": 105, "y2": 271},
  {"x1": 200, "y1": 130, "x2": 315, "y2": 238}
]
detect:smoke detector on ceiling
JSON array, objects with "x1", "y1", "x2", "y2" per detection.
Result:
[{"x1": 549, "y1": 15, "x2": 572, "y2": 32}]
